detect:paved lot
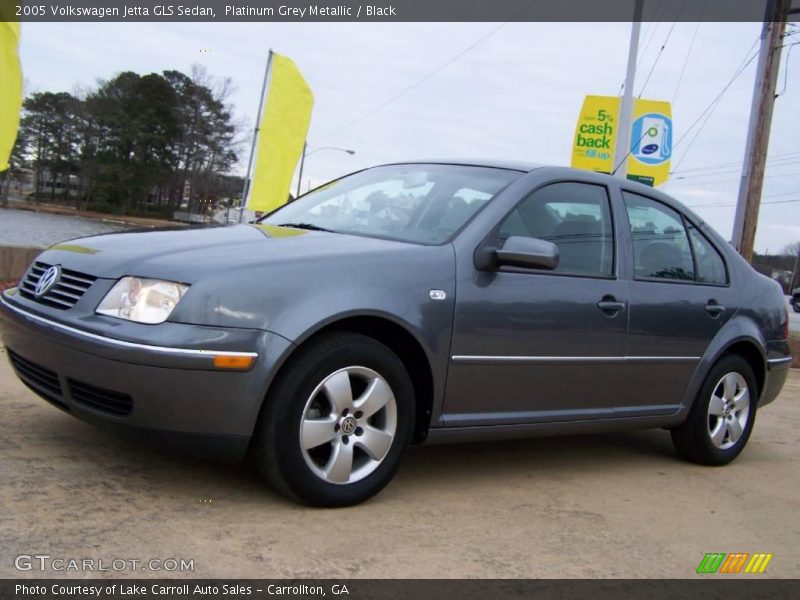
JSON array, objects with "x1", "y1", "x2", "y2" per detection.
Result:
[{"x1": 1, "y1": 345, "x2": 798, "y2": 579}]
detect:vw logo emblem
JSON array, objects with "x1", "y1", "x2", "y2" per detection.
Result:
[
  {"x1": 340, "y1": 416, "x2": 357, "y2": 435},
  {"x1": 35, "y1": 265, "x2": 61, "y2": 298}
]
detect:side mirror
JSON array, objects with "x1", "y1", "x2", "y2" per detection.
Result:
[{"x1": 494, "y1": 236, "x2": 559, "y2": 270}]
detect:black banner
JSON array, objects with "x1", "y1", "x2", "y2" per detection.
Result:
[
  {"x1": 2, "y1": 580, "x2": 800, "y2": 600},
  {"x1": 0, "y1": 0, "x2": 787, "y2": 23}
]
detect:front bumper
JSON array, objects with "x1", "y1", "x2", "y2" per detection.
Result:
[{"x1": 0, "y1": 289, "x2": 293, "y2": 462}]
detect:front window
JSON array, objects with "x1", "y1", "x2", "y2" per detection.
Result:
[
  {"x1": 498, "y1": 182, "x2": 615, "y2": 277},
  {"x1": 261, "y1": 164, "x2": 520, "y2": 244}
]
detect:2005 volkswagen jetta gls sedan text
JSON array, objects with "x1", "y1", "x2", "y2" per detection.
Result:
[{"x1": 0, "y1": 162, "x2": 792, "y2": 506}]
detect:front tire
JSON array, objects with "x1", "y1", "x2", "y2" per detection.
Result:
[
  {"x1": 253, "y1": 332, "x2": 415, "y2": 507},
  {"x1": 671, "y1": 354, "x2": 757, "y2": 466}
]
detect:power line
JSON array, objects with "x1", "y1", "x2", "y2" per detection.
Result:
[
  {"x1": 687, "y1": 198, "x2": 800, "y2": 209},
  {"x1": 672, "y1": 37, "x2": 759, "y2": 150},
  {"x1": 667, "y1": 38, "x2": 761, "y2": 177},
  {"x1": 668, "y1": 172, "x2": 799, "y2": 187},
  {"x1": 671, "y1": 17, "x2": 703, "y2": 104},
  {"x1": 671, "y1": 151, "x2": 800, "y2": 174},
  {"x1": 314, "y1": 0, "x2": 541, "y2": 143},
  {"x1": 637, "y1": 0, "x2": 691, "y2": 98},
  {"x1": 637, "y1": 20, "x2": 679, "y2": 98},
  {"x1": 617, "y1": 0, "x2": 669, "y2": 95},
  {"x1": 764, "y1": 188, "x2": 800, "y2": 199},
  {"x1": 777, "y1": 40, "x2": 798, "y2": 96},
  {"x1": 672, "y1": 159, "x2": 800, "y2": 180}
]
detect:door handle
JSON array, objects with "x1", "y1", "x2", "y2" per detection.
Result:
[
  {"x1": 597, "y1": 298, "x2": 626, "y2": 313},
  {"x1": 705, "y1": 301, "x2": 726, "y2": 318}
]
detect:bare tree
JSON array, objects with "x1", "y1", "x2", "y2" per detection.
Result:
[{"x1": 782, "y1": 241, "x2": 800, "y2": 257}]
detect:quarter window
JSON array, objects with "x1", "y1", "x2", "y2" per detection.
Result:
[
  {"x1": 688, "y1": 223, "x2": 728, "y2": 285},
  {"x1": 498, "y1": 182, "x2": 614, "y2": 277}
]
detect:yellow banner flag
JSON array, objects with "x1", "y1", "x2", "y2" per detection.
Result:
[
  {"x1": 246, "y1": 53, "x2": 314, "y2": 213},
  {"x1": 0, "y1": 22, "x2": 23, "y2": 172}
]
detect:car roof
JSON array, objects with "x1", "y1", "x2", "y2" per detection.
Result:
[
  {"x1": 381, "y1": 158, "x2": 544, "y2": 173},
  {"x1": 375, "y1": 159, "x2": 715, "y2": 229}
]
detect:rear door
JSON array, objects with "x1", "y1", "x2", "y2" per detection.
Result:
[{"x1": 619, "y1": 190, "x2": 738, "y2": 409}]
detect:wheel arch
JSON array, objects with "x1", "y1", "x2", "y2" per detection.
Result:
[
  {"x1": 719, "y1": 339, "x2": 766, "y2": 399},
  {"x1": 683, "y1": 321, "x2": 767, "y2": 414},
  {"x1": 262, "y1": 311, "x2": 437, "y2": 444}
]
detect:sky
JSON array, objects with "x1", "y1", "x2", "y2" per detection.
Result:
[{"x1": 17, "y1": 20, "x2": 800, "y2": 253}]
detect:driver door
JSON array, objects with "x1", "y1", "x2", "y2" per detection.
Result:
[{"x1": 442, "y1": 181, "x2": 633, "y2": 426}]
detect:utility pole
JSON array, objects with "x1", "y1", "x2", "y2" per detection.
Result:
[
  {"x1": 613, "y1": 0, "x2": 643, "y2": 179},
  {"x1": 731, "y1": 0, "x2": 790, "y2": 262}
]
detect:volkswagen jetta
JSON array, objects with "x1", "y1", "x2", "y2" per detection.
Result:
[{"x1": 0, "y1": 161, "x2": 792, "y2": 506}]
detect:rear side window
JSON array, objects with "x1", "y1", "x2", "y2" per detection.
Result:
[
  {"x1": 623, "y1": 191, "x2": 727, "y2": 285},
  {"x1": 499, "y1": 182, "x2": 614, "y2": 277}
]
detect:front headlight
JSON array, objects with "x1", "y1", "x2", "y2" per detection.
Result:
[{"x1": 96, "y1": 277, "x2": 189, "y2": 324}]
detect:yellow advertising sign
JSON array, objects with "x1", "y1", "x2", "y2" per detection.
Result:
[
  {"x1": 246, "y1": 53, "x2": 314, "y2": 213},
  {"x1": 571, "y1": 95, "x2": 672, "y2": 187},
  {"x1": 570, "y1": 95, "x2": 620, "y2": 175},
  {"x1": 625, "y1": 98, "x2": 672, "y2": 187}
]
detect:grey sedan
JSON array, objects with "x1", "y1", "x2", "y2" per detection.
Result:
[{"x1": 0, "y1": 161, "x2": 792, "y2": 506}]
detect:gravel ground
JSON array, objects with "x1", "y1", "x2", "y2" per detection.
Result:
[{"x1": 0, "y1": 347, "x2": 798, "y2": 579}]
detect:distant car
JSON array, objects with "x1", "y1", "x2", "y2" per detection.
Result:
[
  {"x1": 791, "y1": 288, "x2": 800, "y2": 313},
  {"x1": 0, "y1": 161, "x2": 793, "y2": 506}
]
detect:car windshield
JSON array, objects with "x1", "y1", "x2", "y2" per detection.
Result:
[{"x1": 260, "y1": 164, "x2": 521, "y2": 244}]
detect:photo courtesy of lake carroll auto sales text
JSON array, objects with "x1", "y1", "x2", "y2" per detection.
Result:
[{"x1": 0, "y1": 0, "x2": 799, "y2": 598}]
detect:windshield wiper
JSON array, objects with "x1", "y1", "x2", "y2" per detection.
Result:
[{"x1": 275, "y1": 222, "x2": 335, "y2": 233}]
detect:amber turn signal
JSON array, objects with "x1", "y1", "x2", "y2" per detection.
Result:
[{"x1": 213, "y1": 355, "x2": 255, "y2": 370}]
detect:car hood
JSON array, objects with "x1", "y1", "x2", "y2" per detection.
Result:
[{"x1": 37, "y1": 224, "x2": 422, "y2": 281}]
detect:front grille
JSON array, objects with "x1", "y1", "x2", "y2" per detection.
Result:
[
  {"x1": 68, "y1": 379, "x2": 133, "y2": 416},
  {"x1": 19, "y1": 262, "x2": 97, "y2": 310},
  {"x1": 7, "y1": 350, "x2": 68, "y2": 410}
]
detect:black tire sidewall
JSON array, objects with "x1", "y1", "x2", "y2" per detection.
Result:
[
  {"x1": 261, "y1": 333, "x2": 415, "y2": 507},
  {"x1": 688, "y1": 355, "x2": 758, "y2": 465}
]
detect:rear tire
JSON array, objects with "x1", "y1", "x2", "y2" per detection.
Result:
[
  {"x1": 671, "y1": 354, "x2": 757, "y2": 466},
  {"x1": 253, "y1": 332, "x2": 415, "y2": 507}
]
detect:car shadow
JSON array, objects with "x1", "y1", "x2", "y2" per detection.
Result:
[
  {"x1": 401, "y1": 429, "x2": 679, "y2": 483},
  {"x1": 32, "y1": 411, "x2": 681, "y2": 506}
]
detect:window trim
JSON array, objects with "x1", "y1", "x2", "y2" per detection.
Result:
[
  {"x1": 621, "y1": 190, "x2": 731, "y2": 288},
  {"x1": 488, "y1": 179, "x2": 618, "y2": 280}
]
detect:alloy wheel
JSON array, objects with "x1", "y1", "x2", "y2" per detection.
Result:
[
  {"x1": 707, "y1": 372, "x2": 750, "y2": 450},
  {"x1": 299, "y1": 366, "x2": 397, "y2": 485}
]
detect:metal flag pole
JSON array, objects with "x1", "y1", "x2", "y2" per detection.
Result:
[
  {"x1": 295, "y1": 142, "x2": 307, "y2": 200},
  {"x1": 612, "y1": 0, "x2": 643, "y2": 179},
  {"x1": 238, "y1": 49, "x2": 274, "y2": 223}
]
